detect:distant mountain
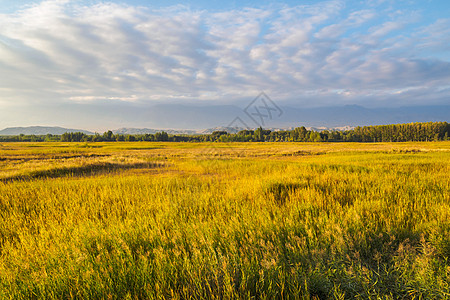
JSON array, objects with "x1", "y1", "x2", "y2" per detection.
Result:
[
  {"x1": 199, "y1": 126, "x2": 246, "y2": 134},
  {"x1": 1, "y1": 104, "x2": 448, "y2": 135},
  {"x1": 0, "y1": 126, "x2": 94, "y2": 136},
  {"x1": 114, "y1": 126, "x2": 356, "y2": 135},
  {"x1": 115, "y1": 127, "x2": 252, "y2": 135},
  {"x1": 113, "y1": 128, "x2": 199, "y2": 135}
]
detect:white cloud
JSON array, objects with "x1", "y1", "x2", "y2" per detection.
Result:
[{"x1": 0, "y1": 0, "x2": 449, "y2": 114}]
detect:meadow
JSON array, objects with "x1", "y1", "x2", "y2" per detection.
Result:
[{"x1": 0, "y1": 141, "x2": 449, "y2": 299}]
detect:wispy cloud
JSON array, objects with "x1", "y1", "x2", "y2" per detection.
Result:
[{"x1": 0, "y1": 0, "x2": 449, "y2": 112}]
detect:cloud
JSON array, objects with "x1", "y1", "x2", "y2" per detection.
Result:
[{"x1": 0, "y1": 0, "x2": 449, "y2": 113}]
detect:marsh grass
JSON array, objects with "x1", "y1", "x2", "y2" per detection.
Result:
[{"x1": 0, "y1": 142, "x2": 449, "y2": 299}]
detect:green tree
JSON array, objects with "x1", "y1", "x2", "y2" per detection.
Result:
[{"x1": 103, "y1": 131, "x2": 114, "y2": 141}]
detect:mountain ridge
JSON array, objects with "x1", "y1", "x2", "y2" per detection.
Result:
[
  {"x1": 0, "y1": 126, "x2": 94, "y2": 136},
  {"x1": 0, "y1": 125, "x2": 355, "y2": 136},
  {"x1": 1, "y1": 104, "x2": 448, "y2": 135}
]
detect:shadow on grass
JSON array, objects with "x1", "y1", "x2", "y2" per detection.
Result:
[
  {"x1": 0, "y1": 154, "x2": 111, "y2": 162},
  {"x1": 264, "y1": 182, "x2": 305, "y2": 206},
  {"x1": 0, "y1": 161, "x2": 164, "y2": 183}
]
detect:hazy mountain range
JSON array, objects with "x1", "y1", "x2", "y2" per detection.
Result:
[
  {"x1": 0, "y1": 126, "x2": 341, "y2": 136},
  {"x1": 0, "y1": 126, "x2": 94, "y2": 136},
  {"x1": 1, "y1": 104, "x2": 448, "y2": 135}
]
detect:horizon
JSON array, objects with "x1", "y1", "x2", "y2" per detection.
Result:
[
  {"x1": 1, "y1": 103, "x2": 449, "y2": 133},
  {"x1": 1, "y1": 0, "x2": 449, "y2": 130}
]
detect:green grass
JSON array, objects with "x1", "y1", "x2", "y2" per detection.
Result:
[{"x1": 0, "y1": 142, "x2": 449, "y2": 299}]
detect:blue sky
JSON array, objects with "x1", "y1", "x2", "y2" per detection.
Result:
[{"x1": 0, "y1": 0, "x2": 449, "y2": 130}]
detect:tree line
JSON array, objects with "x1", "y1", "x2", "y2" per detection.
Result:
[{"x1": 1, "y1": 122, "x2": 449, "y2": 143}]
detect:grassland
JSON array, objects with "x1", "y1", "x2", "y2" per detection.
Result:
[{"x1": 0, "y1": 141, "x2": 449, "y2": 299}]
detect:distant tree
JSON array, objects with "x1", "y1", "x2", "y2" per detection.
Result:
[
  {"x1": 155, "y1": 131, "x2": 169, "y2": 141},
  {"x1": 125, "y1": 135, "x2": 135, "y2": 142},
  {"x1": 60, "y1": 132, "x2": 87, "y2": 142},
  {"x1": 92, "y1": 134, "x2": 102, "y2": 142},
  {"x1": 103, "y1": 130, "x2": 114, "y2": 141}
]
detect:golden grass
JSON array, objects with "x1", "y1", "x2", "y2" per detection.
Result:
[{"x1": 0, "y1": 141, "x2": 449, "y2": 298}]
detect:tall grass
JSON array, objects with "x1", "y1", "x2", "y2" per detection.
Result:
[{"x1": 0, "y1": 142, "x2": 449, "y2": 299}]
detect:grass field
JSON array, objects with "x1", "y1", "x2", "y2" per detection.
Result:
[{"x1": 0, "y1": 141, "x2": 449, "y2": 299}]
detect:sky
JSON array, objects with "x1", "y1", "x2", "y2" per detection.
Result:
[{"x1": 0, "y1": 0, "x2": 449, "y2": 130}]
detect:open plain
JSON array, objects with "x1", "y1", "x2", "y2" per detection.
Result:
[{"x1": 0, "y1": 141, "x2": 449, "y2": 298}]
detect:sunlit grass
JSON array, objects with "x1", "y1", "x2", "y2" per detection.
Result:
[{"x1": 0, "y1": 142, "x2": 449, "y2": 298}]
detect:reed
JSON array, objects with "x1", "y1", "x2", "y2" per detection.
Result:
[{"x1": 0, "y1": 142, "x2": 449, "y2": 298}]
